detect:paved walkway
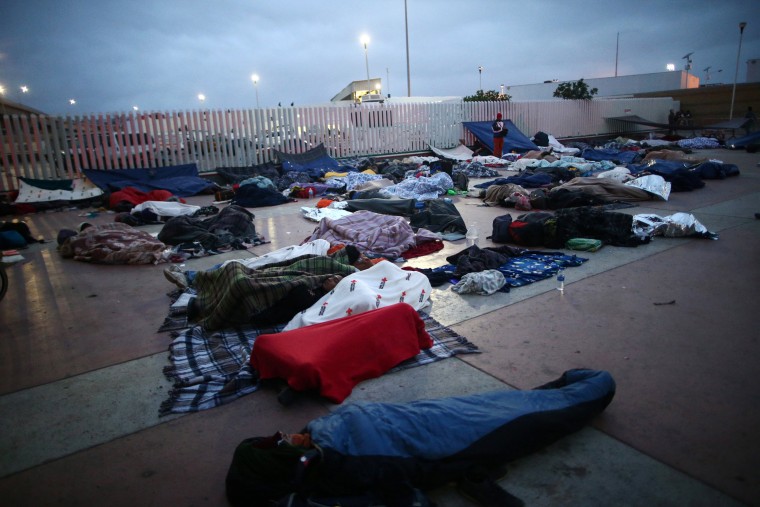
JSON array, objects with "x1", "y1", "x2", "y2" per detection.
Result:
[{"x1": 1, "y1": 148, "x2": 758, "y2": 506}]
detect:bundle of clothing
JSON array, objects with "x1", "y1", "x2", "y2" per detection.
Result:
[
  {"x1": 157, "y1": 204, "x2": 265, "y2": 252},
  {"x1": 307, "y1": 210, "x2": 439, "y2": 260},
  {"x1": 58, "y1": 222, "x2": 167, "y2": 265}
]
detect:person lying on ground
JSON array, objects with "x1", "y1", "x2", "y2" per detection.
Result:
[
  {"x1": 164, "y1": 241, "x2": 372, "y2": 290},
  {"x1": 186, "y1": 247, "x2": 372, "y2": 331},
  {"x1": 187, "y1": 274, "x2": 344, "y2": 326}
]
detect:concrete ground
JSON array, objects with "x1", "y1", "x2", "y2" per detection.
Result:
[{"x1": 0, "y1": 148, "x2": 758, "y2": 507}]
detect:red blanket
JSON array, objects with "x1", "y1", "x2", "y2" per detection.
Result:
[
  {"x1": 109, "y1": 186, "x2": 181, "y2": 209},
  {"x1": 250, "y1": 303, "x2": 432, "y2": 403}
]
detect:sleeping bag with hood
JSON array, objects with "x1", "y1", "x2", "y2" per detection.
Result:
[{"x1": 226, "y1": 368, "x2": 615, "y2": 506}]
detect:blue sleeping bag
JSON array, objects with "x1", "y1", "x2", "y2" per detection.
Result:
[{"x1": 226, "y1": 369, "x2": 615, "y2": 506}]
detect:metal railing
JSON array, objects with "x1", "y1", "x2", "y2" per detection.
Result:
[{"x1": 1, "y1": 97, "x2": 675, "y2": 192}]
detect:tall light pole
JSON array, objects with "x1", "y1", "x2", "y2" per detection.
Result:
[
  {"x1": 404, "y1": 0, "x2": 411, "y2": 97},
  {"x1": 478, "y1": 66, "x2": 483, "y2": 91},
  {"x1": 251, "y1": 74, "x2": 260, "y2": 108},
  {"x1": 730, "y1": 21, "x2": 747, "y2": 120},
  {"x1": 197, "y1": 94, "x2": 206, "y2": 108},
  {"x1": 360, "y1": 34, "x2": 371, "y2": 99}
]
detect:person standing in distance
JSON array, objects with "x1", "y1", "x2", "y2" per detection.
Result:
[{"x1": 492, "y1": 112, "x2": 508, "y2": 158}]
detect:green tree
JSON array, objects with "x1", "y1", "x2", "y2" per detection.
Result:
[
  {"x1": 553, "y1": 79, "x2": 599, "y2": 100},
  {"x1": 463, "y1": 89, "x2": 511, "y2": 102}
]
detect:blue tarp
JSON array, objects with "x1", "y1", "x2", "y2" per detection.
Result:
[
  {"x1": 274, "y1": 143, "x2": 348, "y2": 178},
  {"x1": 581, "y1": 148, "x2": 640, "y2": 164},
  {"x1": 83, "y1": 163, "x2": 215, "y2": 197},
  {"x1": 463, "y1": 120, "x2": 539, "y2": 154}
]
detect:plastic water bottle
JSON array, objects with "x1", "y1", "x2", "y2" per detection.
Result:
[
  {"x1": 307, "y1": 188, "x2": 314, "y2": 199},
  {"x1": 557, "y1": 268, "x2": 565, "y2": 293},
  {"x1": 465, "y1": 224, "x2": 479, "y2": 247}
]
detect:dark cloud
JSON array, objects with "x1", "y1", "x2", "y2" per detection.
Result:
[{"x1": 1, "y1": 0, "x2": 758, "y2": 114}]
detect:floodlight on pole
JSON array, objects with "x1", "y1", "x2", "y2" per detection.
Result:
[
  {"x1": 251, "y1": 74, "x2": 260, "y2": 108},
  {"x1": 360, "y1": 34, "x2": 371, "y2": 99},
  {"x1": 478, "y1": 66, "x2": 483, "y2": 91},
  {"x1": 404, "y1": 0, "x2": 411, "y2": 97},
  {"x1": 730, "y1": 21, "x2": 747, "y2": 120}
]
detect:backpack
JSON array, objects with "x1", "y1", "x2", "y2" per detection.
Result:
[
  {"x1": 452, "y1": 171, "x2": 469, "y2": 191},
  {"x1": 430, "y1": 159, "x2": 453, "y2": 175},
  {"x1": 488, "y1": 214, "x2": 513, "y2": 243}
]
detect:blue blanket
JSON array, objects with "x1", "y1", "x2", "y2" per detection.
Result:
[{"x1": 84, "y1": 163, "x2": 215, "y2": 197}]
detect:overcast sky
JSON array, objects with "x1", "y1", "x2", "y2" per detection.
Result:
[{"x1": 1, "y1": 0, "x2": 759, "y2": 115}]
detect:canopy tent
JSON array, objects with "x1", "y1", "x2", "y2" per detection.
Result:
[
  {"x1": 83, "y1": 163, "x2": 215, "y2": 197},
  {"x1": 462, "y1": 120, "x2": 539, "y2": 154},
  {"x1": 705, "y1": 118, "x2": 749, "y2": 130},
  {"x1": 606, "y1": 115, "x2": 749, "y2": 131},
  {"x1": 428, "y1": 143, "x2": 474, "y2": 161},
  {"x1": 606, "y1": 115, "x2": 670, "y2": 129}
]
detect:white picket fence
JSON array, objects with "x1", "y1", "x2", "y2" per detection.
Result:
[{"x1": 0, "y1": 97, "x2": 675, "y2": 192}]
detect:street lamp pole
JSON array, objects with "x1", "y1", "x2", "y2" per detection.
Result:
[
  {"x1": 729, "y1": 21, "x2": 747, "y2": 120},
  {"x1": 405, "y1": 0, "x2": 411, "y2": 97},
  {"x1": 251, "y1": 74, "x2": 260, "y2": 108},
  {"x1": 361, "y1": 35, "x2": 371, "y2": 99},
  {"x1": 478, "y1": 66, "x2": 483, "y2": 91}
]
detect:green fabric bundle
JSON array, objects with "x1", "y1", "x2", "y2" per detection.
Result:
[{"x1": 565, "y1": 238, "x2": 603, "y2": 252}]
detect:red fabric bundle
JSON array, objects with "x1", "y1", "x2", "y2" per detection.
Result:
[
  {"x1": 250, "y1": 303, "x2": 432, "y2": 403},
  {"x1": 401, "y1": 239, "x2": 444, "y2": 259},
  {"x1": 109, "y1": 186, "x2": 181, "y2": 209}
]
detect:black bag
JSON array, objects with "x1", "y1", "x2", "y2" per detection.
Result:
[
  {"x1": 488, "y1": 214, "x2": 513, "y2": 243},
  {"x1": 452, "y1": 171, "x2": 469, "y2": 191}
]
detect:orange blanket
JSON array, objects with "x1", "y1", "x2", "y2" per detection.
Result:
[{"x1": 250, "y1": 303, "x2": 432, "y2": 403}]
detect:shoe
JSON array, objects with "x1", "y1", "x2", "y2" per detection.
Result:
[
  {"x1": 458, "y1": 471, "x2": 524, "y2": 507},
  {"x1": 164, "y1": 267, "x2": 188, "y2": 290}
]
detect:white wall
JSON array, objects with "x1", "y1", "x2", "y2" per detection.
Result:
[{"x1": 506, "y1": 71, "x2": 698, "y2": 101}]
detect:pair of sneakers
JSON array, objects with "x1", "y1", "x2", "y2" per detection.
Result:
[{"x1": 163, "y1": 264, "x2": 188, "y2": 290}]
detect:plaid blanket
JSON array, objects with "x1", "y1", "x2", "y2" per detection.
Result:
[
  {"x1": 193, "y1": 254, "x2": 357, "y2": 331},
  {"x1": 159, "y1": 312, "x2": 479, "y2": 415}
]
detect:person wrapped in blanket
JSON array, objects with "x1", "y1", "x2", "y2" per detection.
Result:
[
  {"x1": 225, "y1": 369, "x2": 616, "y2": 507},
  {"x1": 182, "y1": 243, "x2": 374, "y2": 331}
]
